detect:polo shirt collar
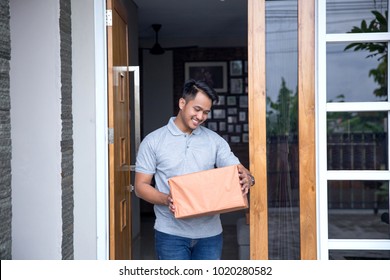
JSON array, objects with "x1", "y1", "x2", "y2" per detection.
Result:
[{"x1": 168, "y1": 117, "x2": 202, "y2": 136}]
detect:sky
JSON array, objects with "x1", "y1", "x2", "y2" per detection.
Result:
[{"x1": 265, "y1": 0, "x2": 388, "y2": 103}]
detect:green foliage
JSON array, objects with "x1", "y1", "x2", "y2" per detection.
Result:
[
  {"x1": 329, "y1": 9, "x2": 388, "y2": 134},
  {"x1": 344, "y1": 10, "x2": 388, "y2": 98},
  {"x1": 267, "y1": 78, "x2": 297, "y2": 136}
]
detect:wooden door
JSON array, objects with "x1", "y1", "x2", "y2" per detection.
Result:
[
  {"x1": 107, "y1": 0, "x2": 132, "y2": 260},
  {"x1": 248, "y1": 0, "x2": 316, "y2": 259}
]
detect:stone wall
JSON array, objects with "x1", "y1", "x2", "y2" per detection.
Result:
[
  {"x1": 0, "y1": 0, "x2": 12, "y2": 260},
  {"x1": 60, "y1": 0, "x2": 74, "y2": 260}
]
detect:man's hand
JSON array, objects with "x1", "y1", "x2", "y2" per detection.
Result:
[
  {"x1": 167, "y1": 193, "x2": 175, "y2": 214},
  {"x1": 237, "y1": 164, "x2": 254, "y2": 195}
]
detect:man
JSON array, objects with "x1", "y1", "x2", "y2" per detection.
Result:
[{"x1": 134, "y1": 79, "x2": 255, "y2": 260}]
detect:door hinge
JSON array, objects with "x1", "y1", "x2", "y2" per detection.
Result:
[
  {"x1": 106, "y1": 10, "x2": 112, "y2": 27},
  {"x1": 108, "y1": 128, "x2": 114, "y2": 144}
]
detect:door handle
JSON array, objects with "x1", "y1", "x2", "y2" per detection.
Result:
[
  {"x1": 125, "y1": 185, "x2": 134, "y2": 192},
  {"x1": 118, "y1": 164, "x2": 136, "y2": 172}
]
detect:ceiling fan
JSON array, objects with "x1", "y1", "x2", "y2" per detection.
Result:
[
  {"x1": 147, "y1": 24, "x2": 197, "y2": 55},
  {"x1": 149, "y1": 24, "x2": 165, "y2": 55}
]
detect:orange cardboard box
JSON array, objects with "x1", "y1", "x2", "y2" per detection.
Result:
[{"x1": 168, "y1": 165, "x2": 248, "y2": 219}]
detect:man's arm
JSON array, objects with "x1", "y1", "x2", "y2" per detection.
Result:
[{"x1": 134, "y1": 172, "x2": 172, "y2": 206}]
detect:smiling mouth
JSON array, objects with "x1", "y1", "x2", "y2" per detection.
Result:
[{"x1": 192, "y1": 118, "x2": 202, "y2": 126}]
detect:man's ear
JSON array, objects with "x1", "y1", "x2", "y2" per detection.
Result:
[{"x1": 179, "y1": 98, "x2": 186, "y2": 110}]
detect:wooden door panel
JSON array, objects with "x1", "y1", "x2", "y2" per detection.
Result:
[{"x1": 107, "y1": 0, "x2": 132, "y2": 260}]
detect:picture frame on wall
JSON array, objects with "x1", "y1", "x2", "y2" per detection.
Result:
[
  {"x1": 239, "y1": 95, "x2": 248, "y2": 108},
  {"x1": 239, "y1": 111, "x2": 246, "y2": 121},
  {"x1": 219, "y1": 122, "x2": 226, "y2": 131},
  {"x1": 230, "y1": 60, "x2": 242, "y2": 76},
  {"x1": 230, "y1": 78, "x2": 243, "y2": 94},
  {"x1": 227, "y1": 96, "x2": 237, "y2": 106},
  {"x1": 213, "y1": 109, "x2": 226, "y2": 119},
  {"x1": 231, "y1": 136, "x2": 241, "y2": 143},
  {"x1": 215, "y1": 95, "x2": 225, "y2": 106},
  {"x1": 185, "y1": 61, "x2": 228, "y2": 92},
  {"x1": 228, "y1": 116, "x2": 237, "y2": 123},
  {"x1": 207, "y1": 122, "x2": 217, "y2": 131},
  {"x1": 228, "y1": 108, "x2": 237, "y2": 115}
]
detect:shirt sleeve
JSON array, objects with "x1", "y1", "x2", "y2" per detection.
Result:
[
  {"x1": 135, "y1": 135, "x2": 157, "y2": 175},
  {"x1": 215, "y1": 135, "x2": 240, "y2": 167}
]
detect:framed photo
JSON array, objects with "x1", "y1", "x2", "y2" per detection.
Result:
[
  {"x1": 243, "y1": 133, "x2": 249, "y2": 143},
  {"x1": 227, "y1": 96, "x2": 236, "y2": 106},
  {"x1": 228, "y1": 116, "x2": 237, "y2": 123},
  {"x1": 230, "y1": 78, "x2": 243, "y2": 94},
  {"x1": 215, "y1": 95, "x2": 225, "y2": 106},
  {"x1": 207, "y1": 122, "x2": 217, "y2": 131},
  {"x1": 185, "y1": 62, "x2": 228, "y2": 92},
  {"x1": 213, "y1": 109, "x2": 226, "y2": 119},
  {"x1": 243, "y1": 124, "x2": 249, "y2": 132},
  {"x1": 239, "y1": 111, "x2": 246, "y2": 121},
  {"x1": 231, "y1": 136, "x2": 241, "y2": 143},
  {"x1": 230, "y1": 60, "x2": 242, "y2": 76},
  {"x1": 235, "y1": 125, "x2": 242, "y2": 133},
  {"x1": 244, "y1": 60, "x2": 248, "y2": 73},
  {"x1": 219, "y1": 122, "x2": 226, "y2": 131},
  {"x1": 239, "y1": 95, "x2": 248, "y2": 108},
  {"x1": 228, "y1": 108, "x2": 237, "y2": 115}
]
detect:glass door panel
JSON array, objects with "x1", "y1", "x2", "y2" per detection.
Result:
[
  {"x1": 266, "y1": 0, "x2": 299, "y2": 259},
  {"x1": 326, "y1": 42, "x2": 388, "y2": 102},
  {"x1": 326, "y1": 0, "x2": 388, "y2": 34},
  {"x1": 329, "y1": 249, "x2": 390, "y2": 259},
  {"x1": 327, "y1": 111, "x2": 388, "y2": 170},
  {"x1": 320, "y1": 0, "x2": 390, "y2": 260},
  {"x1": 328, "y1": 180, "x2": 389, "y2": 240}
]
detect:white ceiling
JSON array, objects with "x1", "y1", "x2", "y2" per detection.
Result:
[{"x1": 132, "y1": 0, "x2": 248, "y2": 49}]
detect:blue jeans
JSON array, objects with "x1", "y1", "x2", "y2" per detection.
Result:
[{"x1": 154, "y1": 230, "x2": 223, "y2": 260}]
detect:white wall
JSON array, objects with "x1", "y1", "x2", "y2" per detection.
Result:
[
  {"x1": 9, "y1": 0, "x2": 144, "y2": 260},
  {"x1": 71, "y1": 0, "x2": 140, "y2": 259},
  {"x1": 10, "y1": 0, "x2": 62, "y2": 259},
  {"x1": 142, "y1": 50, "x2": 174, "y2": 135},
  {"x1": 71, "y1": 0, "x2": 100, "y2": 259}
]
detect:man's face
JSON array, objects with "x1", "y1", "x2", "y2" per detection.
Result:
[{"x1": 177, "y1": 91, "x2": 212, "y2": 134}]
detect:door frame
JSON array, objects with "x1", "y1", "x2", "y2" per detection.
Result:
[
  {"x1": 317, "y1": 0, "x2": 390, "y2": 260},
  {"x1": 95, "y1": 0, "x2": 110, "y2": 260},
  {"x1": 95, "y1": 0, "x2": 136, "y2": 260},
  {"x1": 248, "y1": 0, "x2": 317, "y2": 260},
  {"x1": 95, "y1": 0, "x2": 318, "y2": 260}
]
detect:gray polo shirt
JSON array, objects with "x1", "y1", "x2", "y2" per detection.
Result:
[{"x1": 135, "y1": 117, "x2": 240, "y2": 238}]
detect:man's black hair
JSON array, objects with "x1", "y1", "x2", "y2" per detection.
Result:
[{"x1": 182, "y1": 79, "x2": 219, "y2": 104}]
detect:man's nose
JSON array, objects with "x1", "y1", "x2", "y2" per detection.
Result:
[{"x1": 196, "y1": 111, "x2": 204, "y2": 120}]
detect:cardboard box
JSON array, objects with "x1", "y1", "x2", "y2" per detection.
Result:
[{"x1": 168, "y1": 165, "x2": 248, "y2": 219}]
